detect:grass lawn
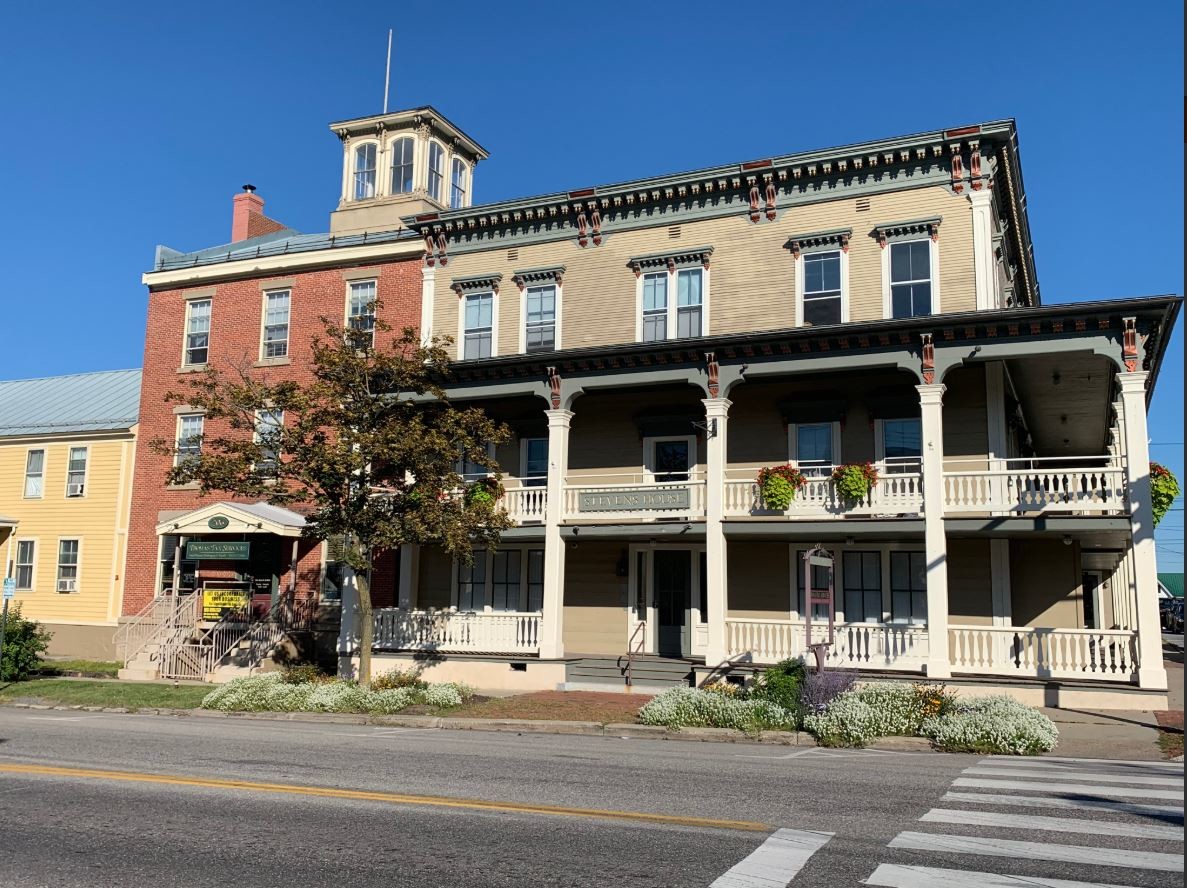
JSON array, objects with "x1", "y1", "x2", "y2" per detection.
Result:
[
  {"x1": 437, "y1": 690, "x2": 650, "y2": 724},
  {"x1": 1155, "y1": 710, "x2": 1184, "y2": 759},
  {"x1": 35, "y1": 660, "x2": 121, "y2": 678},
  {"x1": 0, "y1": 679, "x2": 210, "y2": 710}
]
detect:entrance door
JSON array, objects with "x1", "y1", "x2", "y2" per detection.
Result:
[{"x1": 654, "y1": 550, "x2": 692, "y2": 657}]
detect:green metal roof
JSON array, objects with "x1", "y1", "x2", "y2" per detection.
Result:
[
  {"x1": 0, "y1": 369, "x2": 141, "y2": 437},
  {"x1": 1159, "y1": 573, "x2": 1184, "y2": 599}
]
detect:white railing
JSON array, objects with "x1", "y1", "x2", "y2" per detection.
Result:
[
  {"x1": 944, "y1": 457, "x2": 1126, "y2": 515},
  {"x1": 115, "y1": 592, "x2": 203, "y2": 666},
  {"x1": 373, "y1": 608, "x2": 542, "y2": 655},
  {"x1": 949, "y1": 624, "x2": 1139, "y2": 681},
  {"x1": 563, "y1": 473, "x2": 707, "y2": 521},
  {"x1": 723, "y1": 465, "x2": 923, "y2": 518},
  {"x1": 502, "y1": 484, "x2": 547, "y2": 523},
  {"x1": 724, "y1": 619, "x2": 929, "y2": 670}
]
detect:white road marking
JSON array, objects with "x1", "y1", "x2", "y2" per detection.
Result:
[
  {"x1": 709, "y1": 828, "x2": 833, "y2": 887},
  {"x1": 920, "y1": 807, "x2": 1184, "y2": 840},
  {"x1": 961, "y1": 766, "x2": 1183, "y2": 787},
  {"x1": 888, "y1": 831, "x2": 1183, "y2": 872},
  {"x1": 952, "y1": 777, "x2": 1184, "y2": 801},
  {"x1": 982, "y1": 755, "x2": 1183, "y2": 769},
  {"x1": 942, "y1": 790, "x2": 1183, "y2": 819},
  {"x1": 863, "y1": 862, "x2": 1141, "y2": 888},
  {"x1": 735, "y1": 748, "x2": 821, "y2": 761}
]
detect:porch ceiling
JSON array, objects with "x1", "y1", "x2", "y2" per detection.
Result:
[{"x1": 1006, "y1": 352, "x2": 1114, "y2": 456}]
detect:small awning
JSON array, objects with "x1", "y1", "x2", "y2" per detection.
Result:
[
  {"x1": 0, "y1": 514, "x2": 18, "y2": 530},
  {"x1": 155, "y1": 501, "x2": 307, "y2": 538}
]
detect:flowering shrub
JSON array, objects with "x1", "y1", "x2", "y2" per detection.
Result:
[
  {"x1": 911, "y1": 682, "x2": 956, "y2": 720},
  {"x1": 422, "y1": 683, "x2": 465, "y2": 708},
  {"x1": 367, "y1": 688, "x2": 415, "y2": 714},
  {"x1": 800, "y1": 668, "x2": 857, "y2": 713},
  {"x1": 749, "y1": 657, "x2": 807, "y2": 716},
  {"x1": 1151, "y1": 462, "x2": 1180, "y2": 527},
  {"x1": 803, "y1": 693, "x2": 877, "y2": 747},
  {"x1": 638, "y1": 687, "x2": 797, "y2": 733},
  {"x1": 831, "y1": 463, "x2": 879, "y2": 501},
  {"x1": 853, "y1": 683, "x2": 923, "y2": 736},
  {"x1": 756, "y1": 465, "x2": 808, "y2": 510},
  {"x1": 281, "y1": 663, "x2": 331, "y2": 685},
  {"x1": 922, "y1": 695, "x2": 1059, "y2": 755},
  {"x1": 307, "y1": 682, "x2": 373, "y2": 713},
  {"x1": 371, "y1": 667, "x2": 427, "y2": 691},
  {"x1": 702, "y1": 680, "x2": 742, "y2": 697},
  {"x1": 200, "y1": 674, "x2": 470, "y2": 714}
]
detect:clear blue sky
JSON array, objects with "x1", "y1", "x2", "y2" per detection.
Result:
[{"x1": 0, "y1": 1, "x2": 1181, "y2": 567}]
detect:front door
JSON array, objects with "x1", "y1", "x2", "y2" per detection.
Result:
[{"x1": 655, "y1": 550, "x2": 692, "y2": 657}]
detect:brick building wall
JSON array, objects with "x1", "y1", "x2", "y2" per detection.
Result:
[{"x1": 124, "y1": 258, "x2": 422, "y2": 616}]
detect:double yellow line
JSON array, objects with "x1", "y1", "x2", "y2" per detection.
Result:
[{"x1": 0, "y1": 762, "x2": 769, "y2": 832}]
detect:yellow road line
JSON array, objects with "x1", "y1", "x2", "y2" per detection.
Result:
[{"x1": 0, "y1": 762, "x2": 769, "y2": 832}]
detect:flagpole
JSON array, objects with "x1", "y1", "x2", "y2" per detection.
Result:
[{"x1": 382, "y1": 29, "x2": 392, "y2": 113}]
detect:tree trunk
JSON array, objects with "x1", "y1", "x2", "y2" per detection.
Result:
[{"x1": 355, "y1": 552, "x2": 374, "y2": 688}]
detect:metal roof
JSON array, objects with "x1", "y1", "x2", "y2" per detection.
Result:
[
  {"x1": 0, "y1": 369, "x2": 141, "y2": 437},
  {"x1": 1159, "y1": 573, "x2": 1184, "y2": 599},
  {"x1": 152, "y1": 226, "x2": 419, "y2": 272}
]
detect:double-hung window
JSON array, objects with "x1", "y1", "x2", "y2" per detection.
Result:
[
  {"x1": 641, "y1": 273, "x2": 668, "y2": 342},
  {"x1": 23, "y1": 449, "x2": 45, "y2": 498},
  {"x1": 262, "y1": 290, "x2": 290, "y2": 358},
  {"x1": 450, "y1": 158, "x2": 467, "y2": 209},
  {"x1": 842, "y1": 551, "x2": 882, "y2": 623},
  {"x1": 802, "y1": 251, "x2": 843, "y2": 326},
  {"x1": 353, "y1": 143, "x2": 377, "y2": 200},
  {"x1": 391, "y1": 137, "x2": 415, "y2": 194},
  {"x1": 792, "y1": 423, "x2": 835, "y2": 477},
  {"x1": 521, "y1": 438, "x2": 548, "y2": 487},
  {"x1": 890, "y1": 551, "x2": 927, "y2": 623},
  {"x1": 524, "y1": 285, "x2": 556, "y2": 353},
  {"x1": 890, "y1": 240, "x2": 933, "y2": 318},
  {"x1": 348, "y1": 281, "x2": 377, "y2": 348},
  {"x1": 15, "y1": 540, "x2": 35, "y2": 590},
  {"x1": 255, "y1": 409, "x2": 283, "y2": 474},
  {"x1": 881, "y1": 418, "x2": 922, "y2": 473},
  {"x1": 525, "y1": 549, "x2": 545, "y2": 612},
  {"x1": 184, "y1": 299, "x2": 211, "y2": 366},
  {"x1": 676, "y1": 268, "x2": 703, "y2": 338},
  {"x1": 647, "y1": 437, "x2": 692, "y2": 483},
  {"x1": 176, "y1": 414, "x2": 204, "y2": 466},
  {"x1": 463, "y1": 292, "x2": 494, "y2": 359},
  {"x1": 491, "y1": 550, "x2": 522, "y2": 612},
  {"x1": 427, "y1": 142, "x2": 444, "y2": 202},
  {"x1": 66, "y1": 447, "x2": 87, "y2": 496},
  {"x1": 57, "y1": 539, "x2": 79, "y2": 593},
  {"x1": 457, "y1": 549, "x2": 486, "y2": 611}
]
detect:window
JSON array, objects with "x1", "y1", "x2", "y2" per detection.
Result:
[
  {"x1": 450, "y1": 158, "x2": 467, "y2": 209},
  {"x1": 521, "y1": 438, "x2": 548, "y2": 486},
  {"x1": 23, "y1": 449, "x2": 44, "y2": 497},
  {"x1": 457, "y1": 550, "x2": 486, "y2": 611},
  {"x1": 526, "y1": 549, "x2": 545, "y2": 612},
  {"x1": 676, "y1": 268, "x2": 703, "y2": 338},
  {"x1": 802, "y1": 251, "x2": 843, "y2": 326},
  {"x1": 262, "y1": 290, "x2": 290, "y2": 358},
  {"x1": 427, "y1": 142, "x2": 444, "y2": 202},
  {"x1": 158, "y1": 535, "x2": 197, "y2": 595},
  {"x1": 491, "y1": 550, "x2": 522, "y2": 612},
  {"x1": 641, "y1": 272, "x2": 668, "y2": 342},
  {"x1": 458, "y1": 442, "x2": 495, "y2": 483},
  {"x1": 791, "y1": 423, "x2": 835, "y2": 477},
  {"x1": 15, "y1": 540, "x2": 34, "y2": 590},
  {"x1": 66, "y1": 447, "x2": 87, "y2": 496},
  {"x1": 881, "y1": 418, "x2": 922, "y2": 473},
  {"x1": 56, "y1": 539, "x2": 79, "y2": 593},
  {"x1": 842, "y1": 551, "x2": 882, "y2": 623},
  {"x1": 321, "y1": 535, "x2": 347, "y2": 602},
  {"x1": 348, "y1": 281, "x2": 377, "y2": 348},
  {"x1": 176, "y1": 414, "x2": 204, "y2": 466},
  {"x1": 890, "y1": 241, "x2": 932, "y2": 318},
  {"x1": 890, "y1": 551, "x2": 927, "y2": 624},
  {"x1": 391, "y1": 137, "x2": 415, "y2": 194},
  {"x1": 353, "y1": 143, "x2": 377, "y2": 200},
  {"x1": 184, "y1": 299, "x2": 211, "y2": 366},
  {"x1": 255, "y1": 409, "x2": 283, "y2": 474},
  {"x1": 524, "y1": 285, "x2": 556, "y2": 353},
  {"x1": 463, "y1": 292, "x2": 494, "y2": 359},
  {"x1": 647, "y1": 437, "x2": 692, "y2": 483}
]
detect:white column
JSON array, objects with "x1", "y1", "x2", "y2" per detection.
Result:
[
  {"x1": 1117, "y1": 371, "x2": 1168, "y2": 690},
  {"x1": 969, "y1": 189, "x2": 996, "y2": 310},
  {"x1": 420, "y1": 265, "x2": 436, "y2": 346},
  {"x1": 702, "y1": 398, "x2": 731, "y2": 665},
  {"x1": 397, "y1": 544, "x2": 419, "y2": 609},
  {"x1": 918, "y1": 383, "x2": 951, "y2": 678},
  {"x1": 540, "y1": 409, "x2": 573, "y2": 659}
]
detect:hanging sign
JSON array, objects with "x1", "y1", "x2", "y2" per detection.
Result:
[
  {"x1": 186, "y1": 541, "x2": 251, "y2": 560},
  {"x1": 803, "y1": 546, "x2": 835, "y2": 669}
]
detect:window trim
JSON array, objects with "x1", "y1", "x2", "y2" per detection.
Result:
[
  {"x1": 55, "y1": 537, "x2": 82, "y2": 594},
  {"x1": 874, "y1": 416, "x2": 923, "y2": 473},
  {"x1": 519, "y1": 437, "x2": 549, "y2": 484},
  {"x1": 345, "y1": 279, "x2": 378, "y2": 349},
  {"x1": 23, "y1": 447, "x2": 45, "y2": 499},
  {"x1": 881, "y1": 235, "x2": 941, "y2": 319},
  {"x1": 451, "y1": 545, "x2": 547, "y2": 614},
  {"x1": 449, "y1": 157, "x2": 468, "y2": 209},
  {"x1": 426, "y1": 140, "x2": 445, "y2": 203},
  {"x1": 182, "y1": 298, "x2": 212, "y2": 368},
  {"x1": 389, "y1": 135, "x2": 416, "y2": 196},
  {"x1": 795, "y1": 247, "x2": 849, "y2": 327},
  {"x1": 634, "y1": 263, "x2": 711, "y2": 343},
  {"x1": 642, "y1": 435, "x2": 697, "y2": 484},
  {"x1": 253, "y1": 408, "x2": 284, "y2": 475},
  {"x1": 352, "y1": 140, "x2": 379, "y2": 201},
  {"x1": 259, "y1": 288, "x2": 291, "y2": 360},
  {"x1": 174, "y1": 413, "x2": 205, "y2": 467},
  {"x1": 458, "y1": 290, "x2": 498, "y2": 361},
  {"x1": 14, "y1": 538, "x2": 37, "y2": 592},
  {"x1": 518, "y1": 280, "x2": 561, "y2": 354},
  {"x1": 64, "y1": 444, "x2": 89, "y2": 498},
  {"x1": 787, "y1": 422, "x2": 842, "y2": 475}
]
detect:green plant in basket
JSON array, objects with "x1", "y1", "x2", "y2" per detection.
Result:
[
  {"x1": 831, "y1": 463, "x2": 879, "y2": 502},
  {"x1": 464, "y1": 476, "x2": 504, "y2": 507},
  {"x1": 1150, "y1": 462, "x2": 1180, "y2": 527},
  {"x1": 756, "y1": 464, "x2": 808, "y2": 510}
]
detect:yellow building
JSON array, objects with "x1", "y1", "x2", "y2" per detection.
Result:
[{"x1": 0, "y1": 370, "x2": 139, "y2": 659}]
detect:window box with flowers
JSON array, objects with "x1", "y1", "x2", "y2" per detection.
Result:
[
  {"x1": 756, "y1": 465, "x2": 808, "y2": 511},
  {"x1": 831, "y1": 463, "x2": 879, "y2": 504}
]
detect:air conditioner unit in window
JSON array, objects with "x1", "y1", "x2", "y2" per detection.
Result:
[
  {"x1": 67, "y1": 482, "x2": 85, "y2": 497},
  {"x1": 57, "y1": 579, "x2": 77, "y2": 593}
]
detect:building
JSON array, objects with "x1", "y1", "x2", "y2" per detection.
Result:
[{"x1": 0, "y1": 370, "x2": 140, "y2": 659}]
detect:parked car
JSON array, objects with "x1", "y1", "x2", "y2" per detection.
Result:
[
  {"x1": 1160, "y1": 597, "x2": 1176, "y2": 629},
  {"x1": 1165, "y1": 599, "x2": 1184, "y2": 634}
]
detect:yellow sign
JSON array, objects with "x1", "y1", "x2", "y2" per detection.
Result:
[{"x1": 202, "y1": 586, "x2": 250, "y2": 620}]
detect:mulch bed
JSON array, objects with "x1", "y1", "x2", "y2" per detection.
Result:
[{"x1": 437, "y1": 690, "x2": 653, "y2": 724}]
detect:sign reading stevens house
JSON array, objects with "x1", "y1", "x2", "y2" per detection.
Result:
[
  {"x1": 577, "y1": 486, "x2": 691, "y2": 512},
  {"x1": 186, "y1": 541, "x2": 251, "y2": 560}
]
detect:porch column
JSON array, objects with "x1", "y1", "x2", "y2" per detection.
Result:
[
  {"x1": 969, "y1": 189, "x2": 997, "y2": 310},
  {"x1": 1117, "y1": 371, "x2": 1168, "y2": 690},
  {"x1": 918, "y1": 383, "x2": 951, "y2": 678},
  {"x1": 397, "y1": 544, "x2": 419, "y2": 609},
  {"x1": 540, "y1": 408, "x2": 573, "y2": 659},
  {"x1": 170, "y1": 536, "x2": 186, "y2": 595},
  {"x1": 702, "y1": 398, "x2": 731, "y2": 665}
]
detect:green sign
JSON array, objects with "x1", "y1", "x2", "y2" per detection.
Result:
[
  {"x1": 186, "y1": 541, "x2": 251, "y2": 561},
  {"x1": 207, "y1": 515, "x2": 230, "y2": 530}
]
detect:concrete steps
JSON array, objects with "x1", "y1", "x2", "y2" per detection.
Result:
[{"x1": 564, "y1": 654, "x2": 696, "y2": 691}]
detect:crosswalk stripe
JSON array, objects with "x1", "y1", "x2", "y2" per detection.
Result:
[
  {"x1": 920, "y1": 807, "x2": 1184, "y2": 840},
  {"x1": 953, "y1": 777, "x2": 1184, "y2": 801},
  {"x1": 942, "y1": 790, "x2": 1184, "y2": 819},
  {"x1": 961, "y1": 766, "x2": 1183, "y2": 787},
  {"x1": 888, "y1": 831, "x2": 1183, "y2": 872},
  {"x1": 863, "y1": 862, "x2": 1143, "y2": 888},
  {"x1": 709, "y1": 828, "x2": 833, "y2": 887},
  {"x1": 980, "y1": 755, "x2": 1183, "y2": 769}
]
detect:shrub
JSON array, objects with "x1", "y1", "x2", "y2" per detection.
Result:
[
  {"x1": 201, "y1": 673, "x2": 285, "y2": 711},
  {"x1": 831, "y1": 463, "x2": 879, "y2": 502},
  {"x1": 922, "y1": 695, "x2": 1059, "y2": 755},
  {"x1": 199, "y1": 675, "x2": 468, "y2": 714},
  {"x1": 0, "y1": 604, "x2": 52, "y2": 681},
  {"x1": 421, "y1": 683, "x2": 464, "y2": 708},
  {"x1": 800, "y1": 668, "x2": 857, "y2": 713},
  {"x1": 639, "y1": 687, "x2": 797, "y2": 733},
  {"x1": 702, "y1": 679, "x2": 742, "y2": 698},
  {"x1": 1151, "y1": 462, "x2": 1180, "y2": 527},
  {"x1": 750, "y1": 658, "x2": 807, "y2": 717},
  {"x1": 912, "y1": 682, "x2": 957, "y2": 720},
  {"x1": 756, "y1": 465, "x2": 807, "y2": 510},
  {"x1": 281, "y1": 663, "x2": 330, "y2": 685},
  {"x1": 803, "y1": 692, "x2": 877, "y2": 747},
  {"x1": 367, "y1": 688, "x2": 415, "y2": 714},
  {"x1": 853, "y1": 683, "x2": 923, "y2": 736},
  {"x1": 306, "y1": 682, "x2": 372, "y2": 713},
  {"x1": 371, "y1": 667, "x2": 427, "y2": 691}
]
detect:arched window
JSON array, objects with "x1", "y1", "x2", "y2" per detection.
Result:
[
  {"x1": 427, "y1": 142, "x2": 444, "y2": 202},
  {"x1": 450, "y1": 158, "x2": 468, "y2": 209},
  {"x1": 353, "y1": 143, "x2": 377, "y2": 200},
  {"x1": 391, "y1": 137, "x2": 415, "y2": 194}
]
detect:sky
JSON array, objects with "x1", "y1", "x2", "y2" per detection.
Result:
[{"x1": 0, "y1": 1, "x2": 1181, "y2": 568}]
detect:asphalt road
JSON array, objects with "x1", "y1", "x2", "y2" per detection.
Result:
[{"x1": 0, "y1": 708, "x2": 1181, "y2": 887}]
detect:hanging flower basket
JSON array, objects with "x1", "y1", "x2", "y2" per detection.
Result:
[
  {"x1": 756, "y1": 464, "x2": 808, "y2": 511},
  {"x1": 831, "y1": 463, "x2": 879, "y2": 503},
  {"x1": 464, "y1": 476, "x2": 504, "y2": 507},
  {"x1": 1150, "y1": 462, "x2": 1180, "y2": 527}
]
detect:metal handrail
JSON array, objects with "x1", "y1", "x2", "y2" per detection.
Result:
[{"x1": 624, "y1": 621, "x2": 646, "y2": 688}]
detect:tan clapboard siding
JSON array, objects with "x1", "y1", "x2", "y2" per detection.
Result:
[
  {"x1": 568, "y1": 389, "x2": 706, "y2": 481},
  {"x1": 1011, "y1": 539, "x2": 1083, "y2": 628},
  {"x1": 943, "y1": 365, "x2": 989, "y2": 466},
  {"x1": 434, "y1": 184, "x2": 974, "y2": 356},
  {"x1": 416, "y1": 545, "x2": 454, "y2": 609},
  {"x1": 726, "y1": 541, "x2": 791, "y2": 619},
  {"x1": 562, "y1": 542, "x2": 626, "y2": 654},
  {"x1": 948, "y1": 538, "x2": 993, "y2": 624}
]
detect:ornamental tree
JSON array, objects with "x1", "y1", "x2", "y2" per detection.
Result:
[{"x1": 151, "y1": 306, "x2": 512, "y2": 685}]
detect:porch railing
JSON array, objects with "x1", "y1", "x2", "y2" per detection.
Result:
[
  {"x1": 562, "y1": 473, "x2": 707, "y2": 521},
  {"x1": 502, "y1": 484, "x2": 547, "y2": 523},
  {"x1": 723, "y1": 465, "x2": 923, "y2": 518},
  {"x1": 115, "y1": 592, "x2": 203, "y2": 666},
  {"x1": 724, "y1": 618, "x2": 928, "y2": 670},
  {"x1": 949, "y1": 624, "x2": 1139, "y2": 680},
  {"x1": 943, "y1": 457, "x2": 1127, "y2": 515},
  {"x1": 373, "y1": 608, "x2": 542, "y2": 655}
]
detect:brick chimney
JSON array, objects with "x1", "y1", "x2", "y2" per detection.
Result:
[{"x1": 231, "y1": 185, "x2": 287, "y2": 243}]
